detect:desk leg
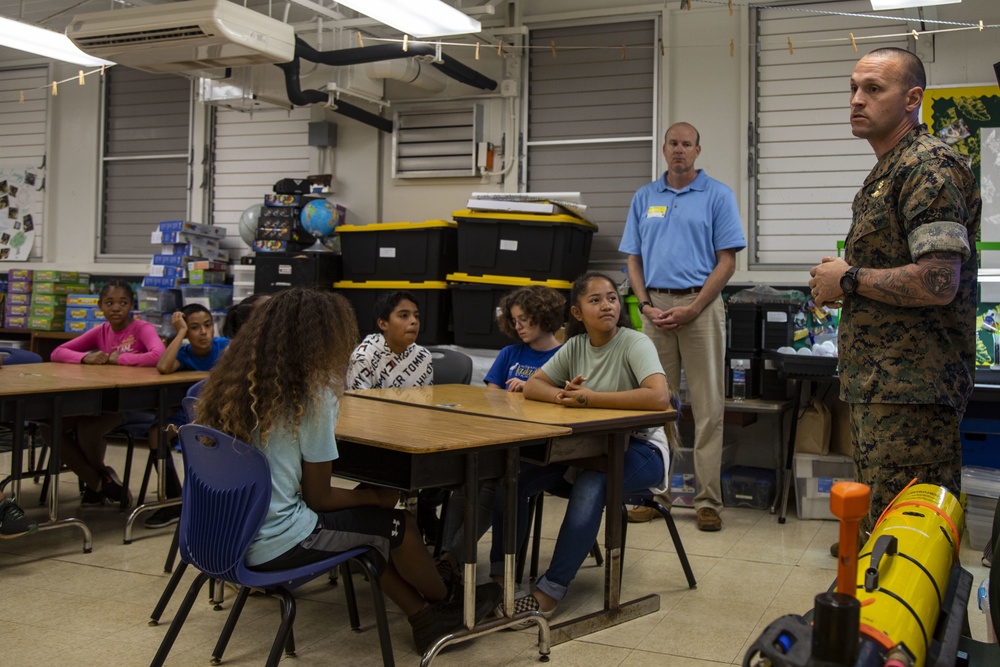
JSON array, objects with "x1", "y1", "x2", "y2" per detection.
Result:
[
  {"x1": 11, "y1": 398, "x2": 25, "y2": 504},
  {"x1": 34, "y1": 394, "x2": 93, "y2": 553},
  {"x1": 777, "y1": 379, "x2": 803, "y2": 524},
  {"x1": 124, "y1": 387, "x2": 180, "y2": 543},
  {"x1": 461, "y1": 452, "x2": 479, "y2": 631},
  {"x1": 546, "y1": 431, "x2": 659, "y2": 646}
]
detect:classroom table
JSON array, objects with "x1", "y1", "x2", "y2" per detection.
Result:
[
  {"x1": 333, "y1": 394, "x2": 571, "y2": 663},
  {"x1": 0, "y1": 363, "x2": 206, "y2": 550},
  {"x1": 346, "y1": 385, "x2": 678, "y2": 651}
]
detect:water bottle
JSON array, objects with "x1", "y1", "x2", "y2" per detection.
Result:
[
  {"x1": 732, "y1": 360, "x2": 746, "y2": 402},
  {"x1": 979, "y1": 578, "x2": 996, "y2": 642}
]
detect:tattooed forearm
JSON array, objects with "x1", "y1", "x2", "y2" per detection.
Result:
[{"x1": 861, "y1": 254, "x2": 961, "y2": 307}]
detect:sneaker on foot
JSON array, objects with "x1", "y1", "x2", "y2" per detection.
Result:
[
  {"x1": 627, "y1": 505, "x2": 658, "y2": 523},
  {"x1": 696, "y1": 507, "x2": 722, "y2": 532},
  {"x1": 508, "y1": 592, "x2": 556, "y2": 628},
  {"x1": 143, "y1": 505, "x2": 181, "y2": 529},
  {"x1": 435, "y1": 557, "x2": 462, "y2": 603},
  {"x1": 80, "y1": 487, "x2": 105, "y2": 507},
  {"x1": 99, "y1": 466, "x2": 133, "y2": 508},
  {"x1": 409, "y1": 582, "x2": 502, "y2": 653},
  {"x1": 0, "y1": 498, "x2": 37, "y2": 538}
]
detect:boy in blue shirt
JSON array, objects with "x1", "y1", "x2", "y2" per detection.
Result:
[{"x1": 145, "y1": 304, "x2": 230, "y2": 528}]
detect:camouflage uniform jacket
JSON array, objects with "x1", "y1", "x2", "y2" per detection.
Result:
[{"x1": 840, "y1": 124, "x2": 980, "y2": 412}]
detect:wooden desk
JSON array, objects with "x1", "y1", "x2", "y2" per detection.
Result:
[
  {"x1": 0, "y1": 363, "x2": 207, "y2": 550},
  {"x1": 333, "y1": 395, "x2": 569, "y2": 661},
  {"x1": 349, "y1": 385, "x2": 677, "y2": 652}
]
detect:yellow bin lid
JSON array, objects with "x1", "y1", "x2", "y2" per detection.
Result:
[
  {"x1": 338, "y1": 220, "x2": 456, "y2": 232},
  {"x1": 446, "y1": 273, "x2": 573, "y2": 289},
  {"x1": 333, "y1": 280, "x2": 449, "y2": 290},
  {"x1": 452, "y1": 209, "x2": 598, "y2": 230}
]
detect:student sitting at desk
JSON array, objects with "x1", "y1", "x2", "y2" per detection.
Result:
[
  {"x1": 45, "y1": 279, "x2": 165, "y2": 508},
  {"x1": 142, "y1": 304, "x2": 230, "y2": 529},
  {"x1": 345, "y1": 290, "x2": 433, "y2": 390},
  {"x1": 489, "y1": 271, "x2": 673, "y2": 622},
  {"x1": 436, "y1": 285, "x2": 566, "y2": 585},
  {"x1": 195, "y1": 288, "x2": 498, "y2": 653}
]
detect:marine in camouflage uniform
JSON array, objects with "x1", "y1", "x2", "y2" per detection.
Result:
[{"x1": 840, "y1": 124, "x2": 980, "y2": 534}]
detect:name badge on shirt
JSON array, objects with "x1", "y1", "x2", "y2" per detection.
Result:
[{"x1": 646, "y1": 206, "x2": 667, "y2": 218}]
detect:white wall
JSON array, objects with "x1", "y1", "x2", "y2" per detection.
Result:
[{"x1": 4, "y1": 0, "x2": 1000, "y2": 283}]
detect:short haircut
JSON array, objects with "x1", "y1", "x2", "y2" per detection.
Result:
[
  {"x1": 665, "y1": 122, "x2": 700, "y2": 146},
  {"x1": 374, "y1": 290, "x2": 418, "y2": 326},
  {"x1": 496, "y1": 285, "x2": 567, "y2": 340},
  {"x1": 867, "y1": 47, "x2": 926, "y2": 90},
  {"x1": 181, "y1": 303, "x2": 211, "y2": 320}
]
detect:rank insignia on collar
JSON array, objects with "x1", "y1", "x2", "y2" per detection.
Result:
[{"x1": 871, "y1": 180, "x2": 885, "y2": 197}]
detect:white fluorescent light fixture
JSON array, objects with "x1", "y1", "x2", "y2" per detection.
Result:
[
  {"x1": 0, "y1": 16, "x2": 114, "y2": 66},
  {"x1": 870, "y1": 0, "x2": 961, "y2": 10},
  {"x1": 336, "y1": 0, "x2": 481, "y2": 38}
]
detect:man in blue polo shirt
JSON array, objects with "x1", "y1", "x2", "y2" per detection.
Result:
[{"x1": 620, "y1": 122, "x2": 746, "y2": 532}]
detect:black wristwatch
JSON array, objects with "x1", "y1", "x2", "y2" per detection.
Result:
[
  {"x1": 638, "y1": 300, "x2": 653, "y2": 314},
  {"x1": 840, "y1": 266, "x2": 862, "y2": 296}
]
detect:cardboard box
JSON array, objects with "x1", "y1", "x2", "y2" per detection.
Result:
[
  {"x1": 264, "y1": 194, "x2": 302, "y2": 207},
  {"x1": 65, "y1": 320, "x2": 95, "y2": 333},
  {"x1": 4, "y1": 315, "x2": 27, "y2": 329},
  {"x1": 148, "y1": 265, "x2": 186, "y2": 279},
  {"x1": 7, "y1": 280, "x2": 31, "y2": 294},
  {"x1": 152, "y1": 230, "x2": 223, "y2": 246},
  {"x1": 66, "y1": 306, "x2": 99, "y2": 320},
  {"x1": 30, "y1": 304, "x2": 66, "y2": 318},
  {"x1": 159, "y1": 243, "x2": 230, "y2": 262},
  {"x1": 188, "y1": 269, "x2": 226, "y2": 285},
  {"x1": 7, "y1": 269, "x2": 32, "y2": 280},
  {"x1": 32, "y1": 282, "x2": 90, "y2": 296},
  {"x1": 33, "y1": 270, "x2": 89, "y2": 283},
  {"x1": 141, "y1": 276, "x2": 185, "y2": 289},
  {"x1": 30, "y1": 293, "x2": 68, "y2": 306},
  {"x1": 156, "y1": 220, "x2": 226, "y2": 239},
  {"x1": 66, "y1": 294, "x2": 100, "y2": 306},
  {"x1": 28, "y1": 316, "x2": 66, "y2": 331},
  {"x1": 5, "y1": 303, "x2": 28, "y2": 317},
  {"x1": 187, "y1": 260, "x2": 228, "y2": 272},
  {"x1": 7, "y1": 292, "x2": 30, "y2": 306},
  {"x1": 152, "y1": 253, "x2": 190, "y2": 266}
]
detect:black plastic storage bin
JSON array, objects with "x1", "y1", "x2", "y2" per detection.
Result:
[
  {"x1": 333, "y1": 280, "x2": 451, "y2": 345},
  {"x1": 254, "y1": 252, "x2": 343, "y2": 294},
  {"x1": 338, "y1": 221, "x2": 457, "y2": 282},
  {"x1": 761, "y1": 303, "x2": 800, "y2": 350},
  {"x1": 447, "y1": 273, "x2": 572, "y2": 349},
  {"x1": 727, "y1": 303, "x2": 761, "y2": 352},
  {"x1": 721, "y1": 465, "x2": 776, "y2": 509},
  {"x1": 759, "y1": 351, "x2": 791, "y2": 400},
  {"x1": 452, "y1": 210, "x2": 596, "y2": 281}
]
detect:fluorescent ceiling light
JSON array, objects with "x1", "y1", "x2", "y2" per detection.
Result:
[
  {"x1": 870, "y1": 0, "x2": 961, "y2": 10},
  {"x1": 0, "y1": 16, "x2": 114, "y2": 66},
  {"x1": 336, "y1": 0, "x2": 481, "y2": 38}
]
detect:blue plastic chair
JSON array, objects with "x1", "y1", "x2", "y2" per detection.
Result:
[
  {"x1": 150, "y1": 424, "x2": 394, "y2": 667},
  {"x1": 0, "y1": 348, "x2": 44, "y2": 496},
  {"x1": 0, "y1": 347, "x2": 42, "y2": 365}
]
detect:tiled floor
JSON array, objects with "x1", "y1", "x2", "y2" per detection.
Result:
[{"x1": 0, "y1": 447, "x2": 992, "y2": 667}]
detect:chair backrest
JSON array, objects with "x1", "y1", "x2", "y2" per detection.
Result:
[
  {"x1": 427, "y1": 346, "x2": 473, "y2": 385},
  {"x1": 177, "y1": 424, "x2": 272, "y2": 582},
  {"x1": 186, "y1": 378, "x2": 207, "y2": 399},
  {"x1": 0, "y1": 347, "x2": 42, "y2": 365},
  {"x1": 181, "y1": 397, "x2": 198, "y2": 423}
]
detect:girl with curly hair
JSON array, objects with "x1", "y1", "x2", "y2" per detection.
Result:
[
  {"x1": 485, "y1": 285, "x2": 566, "y2": 392},
  {"x1": 196, "y1": 287, "x2": 495, "y2": 653}
]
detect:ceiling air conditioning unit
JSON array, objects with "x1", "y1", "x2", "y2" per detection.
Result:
[{"x1": 66, "y1": 0, "x2": 295, "y2": 75}]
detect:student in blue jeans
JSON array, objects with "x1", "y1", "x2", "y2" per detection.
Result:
[{"x1": 489, "y1": 272, "x2": 673, "y2": 621}]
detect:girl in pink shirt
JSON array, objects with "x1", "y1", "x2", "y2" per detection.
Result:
[{"x1": 46, "y1": 280, "x2": 165, "y2": 507}]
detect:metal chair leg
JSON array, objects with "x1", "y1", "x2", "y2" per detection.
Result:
[
  {"x1": 211, "y1": 586, "x2": 250, "y2": 665},
  {"x1": 341, "y1": 562, "x2": 362, "y2": 631},
  {"x1": 149, "y1": 561, "x2": 189, "y2": 626},
  {"x1": 265, "y1": 589, "x2": 296, "y2": 667},
  {"x1": 150, "y1": 571, "x2": 210, "y2": 667},
  {"x1": 357, "y1": 553, "x2": 395, "y2": 667},
  {"x1": 653, "y1": 500, "x2": 697, "y2": 589}
]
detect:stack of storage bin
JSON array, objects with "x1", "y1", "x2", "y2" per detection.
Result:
[
  {"x1": 447, "y1": 209, "x2": 595, "y2": 349},
  {"x1": 962, "y1": 466, "x2": 1000, "y2": 550},
  {"x1": 4, "y1": 269, "x2": 32, "y2": 329},
  {"x1": 793, "y1": 452, "x2": 854, "y2": 520},
  {"x1": 726, "y1": 301, "x2": 799, "y2": 400},
  {"x1": 30, "y1": 271, "x2": 90, "y2": 331},
  {"x1": 334, "y1": 221, "x2": 456, "y2": 344}
]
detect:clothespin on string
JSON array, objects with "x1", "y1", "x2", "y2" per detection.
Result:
[
  {"x1": 551, "y1": 40, "x2": 557, "y2": 58},
  {"x1": 475, "y1": 42, "x2": 480, "y2": 60},
  {"x1": 730, "y1": 39, "x2": 735, "y2": 58},
  {"x1": 497, "y1": 39, "x2": 504, "y2": 56},
  {"x1": 787, "y1": 36, "x2": 794, "y2": 55},
  {"x1": 402, "y1": 34, "x2": 409, "y2": 51},
  {"x1": 51, "y1": 81, "x2": 58, "y2": 96},
  {"x1": 357, "y1": 31, "x2": 364, "y2": 47},
  {"x1": 100, "y1": 65, "x2": 105, "y2": 76},
  {"x1": 980, "y1": 20, "x2": 984, "y2": 31},
  {"x1": 78, "y1": 70, "x2": 85, "y2": 86},
  {"x1": 911, "y1": 29, "x2": 919, "y2": 40},
  {"x1": 849, "y1": 33, "x2": 857, "y2": 52},
  {"x1": 621, "y1": 44, "x2": 626, "y2": 60},
  {"x1": 729, "y1": 0, "x2": 733, "y2": 16},
  {"x1": 18, "y1": 90, "x2": 24, "y2": 104},
  {"x1": 658, "y1": 39, "x2": 664, "y2": 56}
]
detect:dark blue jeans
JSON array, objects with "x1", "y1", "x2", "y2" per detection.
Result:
[{"x1": 489, "y1": 438, "x2": 663, "y2": 601}]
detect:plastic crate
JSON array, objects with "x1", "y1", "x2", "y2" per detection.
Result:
[
  {"x1": 760, "y1": 351, "x2": 791, "y2": 400},
  {"x1": 138, "y1": 286, "x2": 182, "y2": 313},
  {"x1": 793, "y1": 452, "x2": 854, "y2": 520},
  {"x1": 333, "y1": 280, "x2": 451, "y2": 345},
  {"x1": 253, "y1": 251, "x2": 342, "y2": 294},
  {"x1": 722, "y1": 465, "x2": 776, "y2": 510},
  {"x1": 179, "y1": 284, "x2": 234, "y2": 310},
  {"x1": 669, "y1": 443, "x2": 737, "y2": 507},
  {"x1": 452, "y1": 210, "x2": 595, "y2": 281},
  {"x1": 727, "y1": 303, "x2": 761, "y2": 352},
  {"x1": 338, "y1": 221, "x2": 457, "y2": 282},
  {"x1": 761, "y1": 303, "x2": 799, "y2": 350},
  {"x1": 446, "y1": 273, "x2": 571, "y2": 349},
  {"x1": 960, "y1": 419, "x2": 1000, "y2": 469}
]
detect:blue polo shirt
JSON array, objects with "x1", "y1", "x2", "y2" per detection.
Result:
[
  {"x1": 619, "y1": 169, "x2": 745, "y2": 289},
  {"x1": 175, "y1": 337, "x2": 229, "y2": 371}
]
